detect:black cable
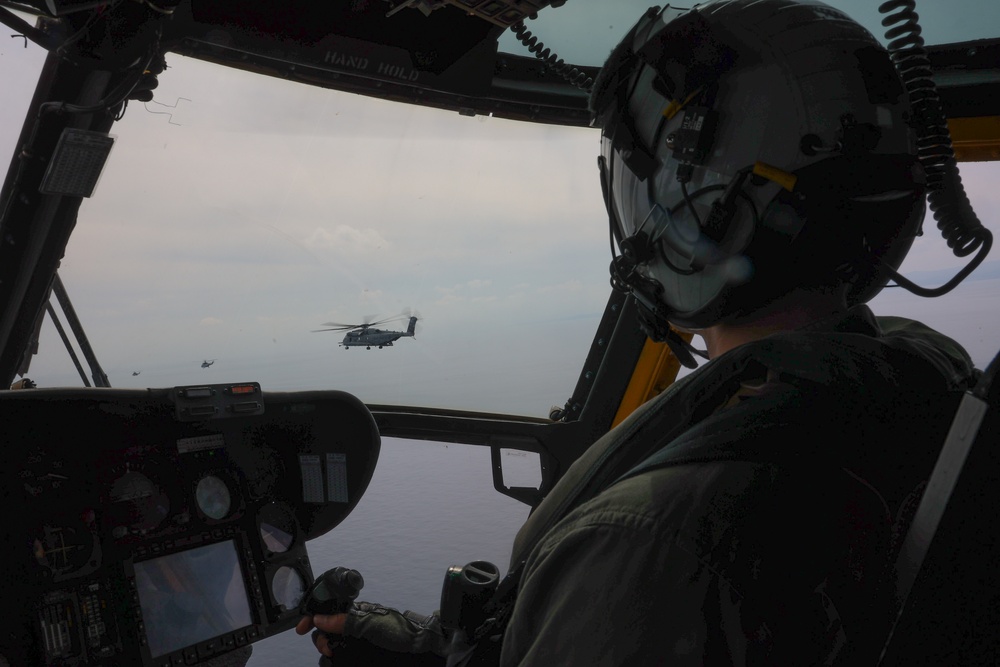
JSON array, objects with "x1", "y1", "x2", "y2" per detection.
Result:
[
  {"x1": 669, "y1": 182, "x2": 760, "y2": 231},
  {"x1": 511, "y1": 20, "x2": 594, "y2": 92},
  {"x1": 38, "y1": 34, "x2": 157, "y2": 117},
  {"x1": 879, "y1": 0, "x2": 993, "y2": 297},
  {"x1": 600, "y1": 154, "x2": 631, "y2": 294},
  {"x1": 669, "y1": 184, "x2": 725, "y2": 216},
  {"x1": 38, "y1": 68, "x2": 140, "y2": 115},
  {"x1": 54, "y1": 0, "x2": 119, "y2": 58},
  {"x1": 881, "y1": 232, "x2": 992, "y2": 297},
  {"x1": 655, "y1": 189, "x2": 699, "y2": 276},
  {"x1": 113, "y1": 97, "x2": 128, "y2": 121},
  {"x1": 679, "y1": 180, "x2": 703, "y2": 227},
  {"x1": 737, "y1": 192, "x2": 761, "y2": 227},
  {"x1": 658, "y1": 177, "x2": 761, "y2": 278},
  {"x1": 601, "y1": 154, "x2": 708, "y2": 365}
]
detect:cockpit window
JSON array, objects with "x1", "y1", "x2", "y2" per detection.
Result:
[
  {"x1": 0, "y1": 17, "x2": 46, "y2": 180},
  {"x1": 497, "y1": 0, "x2": 1000, "y2": 68},
  {"x1": 23, "y1": 52, "x2": 611, "y2": 418}
]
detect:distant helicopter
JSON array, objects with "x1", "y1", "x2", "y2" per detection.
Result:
[
  {"x1": 202, "y1": 359, "x2": 215, "y2": 368},
  {"x1": 132, "y1": 371, "x2": 141, "y2": 376},
  {"x1": 313, "y1": 315, "x2": 418, "y2": 350}
]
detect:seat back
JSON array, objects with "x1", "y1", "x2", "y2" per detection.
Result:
[{"x1": 879, "y1": 350, "x2": 1000, "y2": 665}]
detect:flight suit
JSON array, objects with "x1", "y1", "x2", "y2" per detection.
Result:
[{"x1": 499, "y1": 306, "x2": 977, "y2": 665}]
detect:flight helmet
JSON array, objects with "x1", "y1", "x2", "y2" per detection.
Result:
[{"x1": 592, "y1": 0, "x2": 926, "y2": 334}]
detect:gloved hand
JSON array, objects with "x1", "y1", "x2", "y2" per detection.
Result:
[{"x1": 296, "y1": 601, "x2": 448, "y2": 665}]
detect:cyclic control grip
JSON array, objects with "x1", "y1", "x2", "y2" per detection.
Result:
[{"x1": 299, "y1": 567, "x2": 364, "y2": 615}]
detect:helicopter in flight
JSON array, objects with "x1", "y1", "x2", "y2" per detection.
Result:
[
  {"x1": 314, "y1": 315, "x2": 418, "y2": 350},
  {"x1": 201, "y1": 359, "x2": 215, "y2": 368}
]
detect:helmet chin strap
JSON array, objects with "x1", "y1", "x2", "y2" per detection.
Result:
[
  {"x1": 608, "y1": 245, "x2": 707, "y2": 370},
  {"x1": 629, "y1": 278, "x2": 709, "y2": 370},
  {"x1": 665, "y1": 330, "x2": 706, "y2": 369}
]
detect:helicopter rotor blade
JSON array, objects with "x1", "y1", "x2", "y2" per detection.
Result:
[
  {"x1": 313, "y1": 312, "x2": 417, "y2": 333},
  {"x1": 366, "y1": 314, "x2": 404, "y2": 328},
  {"x1": 312, "y1": 325, "x2": 358, "y2": 332},
  {"x1": 314, "y1": 321, "x2": 369, "y2": 332}
]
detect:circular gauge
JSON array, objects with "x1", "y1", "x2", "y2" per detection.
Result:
[
  {"x1": 258, "y1": 503, "x2": 296, "y2": 554},
  {"x1": 271, "y1": 566, "x2": 306, "y2": 610},
  {"x1": 108, "y1": 469, "x2": 170, "y2": 534},
  {"x1": 32, "y1": 522, "x2": 99, "y2": 578},
  {"x1": 195, "y1": 475, "x2": 232, "y2": 520}
]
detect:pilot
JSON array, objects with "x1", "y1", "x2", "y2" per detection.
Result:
[{"x1": 298, "y1": 0, "x2": 980, "y2": 664}]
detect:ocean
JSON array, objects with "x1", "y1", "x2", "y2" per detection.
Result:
[{"x1": 247, "y1": 437, "x2": 534, "y2": 666}]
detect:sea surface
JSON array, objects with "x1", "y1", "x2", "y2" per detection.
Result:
[{"x1": 247, "y1": 437, "x2": 535, "y2": 666}]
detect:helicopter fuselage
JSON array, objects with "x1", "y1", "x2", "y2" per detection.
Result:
[
  {"x1": 341, "y1": 329, "x2": 406, "y2": 348},
  {"x1": 340, "y1": 317, "x2": 417, "y2": 349}
]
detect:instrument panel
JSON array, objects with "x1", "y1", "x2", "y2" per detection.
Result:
[{"x1": 0, "y1": 383, "x2": 380, "y2": 666}]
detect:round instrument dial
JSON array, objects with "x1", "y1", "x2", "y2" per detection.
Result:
[
  {"x1": 258, "y1": 503, "x2": 296, "y2": 554},
  {"x1": 108, "y1": 468, "x2": 170, "y2": 534},
  {"x1": 195, "y1": 474, "x2": 232, "y2": 520},
  {"x1": 271, "y1": 566, "x2": 306, "y2": 611},
  {"x1": 32, "y1": 522, "x2": 99, "y2": 578}
]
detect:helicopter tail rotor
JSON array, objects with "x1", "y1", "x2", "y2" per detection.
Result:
[{"x1": 401, "y1": 309, "x2": 422, "y2": 337}]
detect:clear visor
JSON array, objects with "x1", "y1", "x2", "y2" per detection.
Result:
[{"x1": 601, "y1": 129, "x2": 706, "y2": 267}]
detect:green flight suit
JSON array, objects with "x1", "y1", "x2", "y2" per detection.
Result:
[{"x1": 499, "y1": 306, "x2": 977, "y2": 665}]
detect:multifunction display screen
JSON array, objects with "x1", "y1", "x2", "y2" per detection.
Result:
[{"x1": 134, "y1": 540, "x2": 253, "y2": 657}]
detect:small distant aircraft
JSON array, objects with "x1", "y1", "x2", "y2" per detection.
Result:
[
  {"x1": 132, "y1": 371, "x2": 141, "y2": 376},
  {"x1": 202, "y1": 359, "x2": 215, "y2": 368},
  {"x1": 313, "y1": 315, "x2": 418, "y2": 350}
]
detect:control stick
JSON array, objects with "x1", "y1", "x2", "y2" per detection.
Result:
[{"x1": 299, "y1": 566, "x2": 364, "y2": 615}]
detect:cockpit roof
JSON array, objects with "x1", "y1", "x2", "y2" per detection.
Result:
[{"x1": 168, "y1": 0, "x2": 1000, "y2": 121}]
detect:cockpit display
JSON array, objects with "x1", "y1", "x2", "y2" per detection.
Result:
[{"x1": 134, "y1": 540, "x2": 252, "y2": 658}]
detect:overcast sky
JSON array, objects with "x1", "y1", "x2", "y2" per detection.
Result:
[{"x1": 2, "y1": 1, "x2": 999, "y2": 420}]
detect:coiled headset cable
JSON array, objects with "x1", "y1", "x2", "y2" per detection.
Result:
[
  {"x1": 879, "y1": 0, "x2": 993, "y2": 296},
  {"x1": 511, "y1": 19, "x2": 594, "y2": 92}
]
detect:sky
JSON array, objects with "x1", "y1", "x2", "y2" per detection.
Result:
[{"x1": 2, "y1": 1, "x2": 999, "y2": 422}]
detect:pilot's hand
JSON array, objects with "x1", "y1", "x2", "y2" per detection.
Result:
[
  {"x1": 296, "y1": 614, "x2": 347, "y2": 658},
  {"x1": 296, "y1": 604, "x2": 448, "y2": 664}
]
